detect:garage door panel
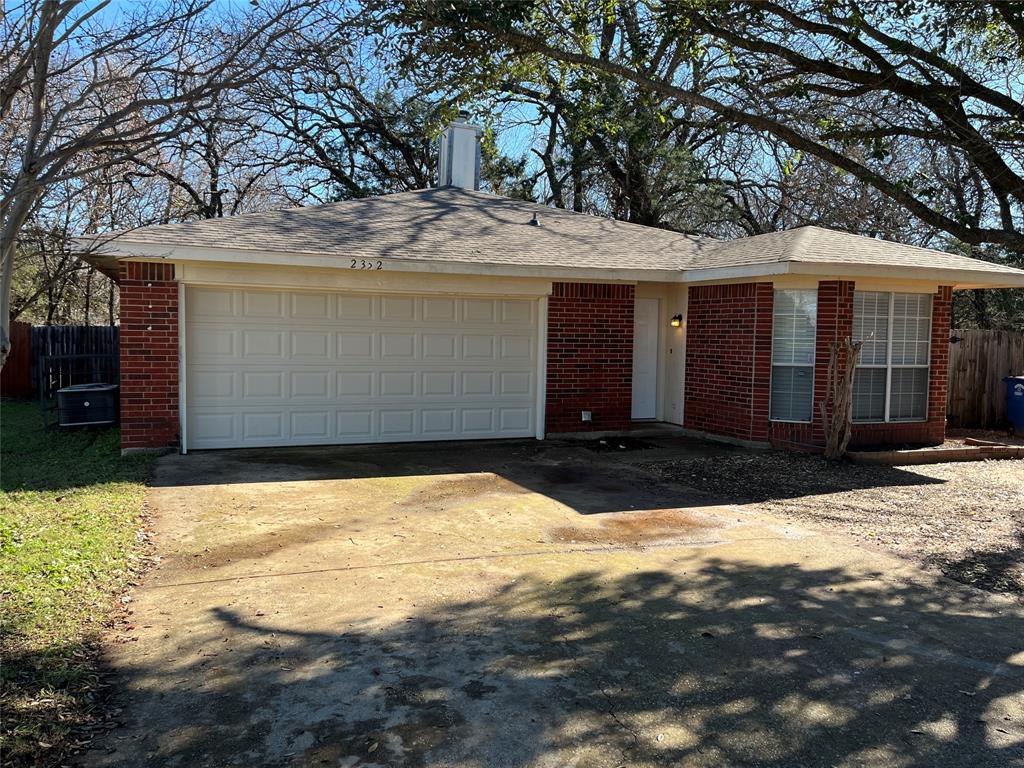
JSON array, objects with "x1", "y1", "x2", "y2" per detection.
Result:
[
  {"x1": 191, "y1": 411, "x2": 237, "y2": 442},
  {"x1": 500, "y1": 371, "x2": 533, "y2": 396},
  {"x1": 243, "y1": 290, "x2": 285, "y2": 318},
  {"x1": 462, "y1": 371, "x2": 494, "y2": 396},
  {"x1": 462, "y1": 335, "x2": 494, "y2": 359},
  {"x1": 462, "y1": 409, "x2": 494, "y2": 433},
  {"x1": 500, "y1": 336, "x2": 532, "y2": 359},
  {"x1": 422, "y1": 334, "x2": 457, "y2": 359},
  {"x1": 422, "y1": 409, "x2": 456, "y2": 436},
  {"x1": 500, "y1": 408, "x2": 533, "y2": 431},
  {"x1": 501, "y1": 300, "x2": 533, "y2": 324},
  {"x1": 380, "y1": 371, "x2": 416, "y2": 397},
  {"x1": 337, "y1": 410, "x2": 374, "y2": 438},
  {"x1": 243, "y1": 412, "x2": 283, "y2": 440},
  {"x1": 186, "y1": 287, "x2": 538, "y2": 449},
  {"x1": 422, "y1": 371, "x2": 456, "y2": 396},
  {"x1": 242, "y1": 330, "x2": 284, "y2": 358},
  {"x1": 192, "y1": 369, "x2": 236, "y2": 400},
  {"x1": 380, "y1": 409, "x2": 415, "y2": 436},
  {"x1": 338, "y1": 371, "x2": 374, "y2": 397},
  {"x1": 291, "y1": 411, "x2": 330, "y2": 439},
  {"x1": 463, "y1": 299, "x2": 495, "y2": 323},
  {"x1": 338, "y1": 295, "x2": 375, "y2": 321},
  {"x1": 290, "y1": 292, "x2": 331, "y2": 319},
  {"x1": 339, "y1": 332, "x2": 374, "y2": 360},
  {"x1": 381, "y1": 296, "x2": 415, "y2": 322},
  {"x1": 193, "y1": 328, "x2": 235, "y2": 358},
  {"x1": 190, "y1": 287, "x2": 236, "y2": 318},
  {"x1": 242, "y1": 371, "x2": 284, "y2": 399},
  {"x1": 291, "y1": 371, "x2": 330, "y2": 398},
  {"x1": 381, "y1": 333, "x2": 416, "y2": 359},
  {"x1": 423, "y1": 298, "x2": 456, "y2": 322},
  {"x1": 290, "y1": 330, "x2": 331, "y2": 358}
]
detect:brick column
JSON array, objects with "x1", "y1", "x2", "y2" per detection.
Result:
[
  {"x1": 814, "y1": 279, "x2": 855, "y2": 450},
  {"x1": 927, "y1": 286, "x2": 953, "y2": 429},
  {"x1": 751, "y1": 283, "x2": 774, "y2": 441},
  {"x1": 118, "y1": 262, "x2": 179, "y2": 452},
  {"x1": 545, "y1": 282, "x2": 635, "y2": 433}
]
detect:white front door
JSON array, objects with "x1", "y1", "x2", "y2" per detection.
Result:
[
  {"x1": 184, "y1": 286, "x2": 538, "y2": 449},
  {"x1": 631, "y1": 297, "x2": 659, "y2": 419}
]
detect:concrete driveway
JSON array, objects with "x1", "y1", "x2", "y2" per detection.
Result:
[{"x1": 84, "y1": 438, "x2": 1024, "y2": 767}]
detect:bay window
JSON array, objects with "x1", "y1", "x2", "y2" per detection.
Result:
[
  {"x1": 770, "y1": 289, "x2": 817, "y2": 422},
  {"x1": 852, "y1": 291, "x2": 932, "y2": 422}
]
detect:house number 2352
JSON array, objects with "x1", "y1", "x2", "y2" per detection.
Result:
[{"x1": 350, "y1": 259, "x2": 383, "y2": 270}]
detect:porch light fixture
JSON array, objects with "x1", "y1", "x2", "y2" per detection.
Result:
[{"x1": 670, "y1": 314, "x2": 683, "y2": 327}]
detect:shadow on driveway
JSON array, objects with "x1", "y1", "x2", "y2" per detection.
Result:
[
  {"x1": 86, "y1": 559, "x2": 1023, "y2": 767},
  {"x1": 149, "y1": 436, "x2": 943, "y2": 516}
]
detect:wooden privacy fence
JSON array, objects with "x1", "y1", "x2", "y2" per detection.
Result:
[
  {"x1": 2, "y1": 325, "x2": 120, "y2": 401},
  {"x1": 0, "y1": 321, "x2": 33, "y2": 398},
  {"x1": 33, "y1": 325, "x2": 119, "y2": 403},
  {"x1": 947, "y1": 329, "x2": 1024, "y2": 429}
]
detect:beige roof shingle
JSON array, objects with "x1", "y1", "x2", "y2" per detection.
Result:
[
  {"x1": 80, "y1": 186, "x2": 1024, "y2": 286},
  {"x1": 89, "y1": 187, "x2": 710, "y2": 272},
  {"x1": 696, "y1": 226, "x2": 1024, "y2": 277}
]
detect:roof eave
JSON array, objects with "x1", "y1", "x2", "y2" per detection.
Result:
[
  {"x1": 76, "y1": 237, "x2": 1024, "y2": 289},
  {"x1": 681, "y1": 262, "x2": 791, "y2": 283},
  {"x1": 787, "y1": 260, "x2": 1024, "y2": 289},
  {"x1": 76, "y1": 238, "x2": 687, "y2": 283}
]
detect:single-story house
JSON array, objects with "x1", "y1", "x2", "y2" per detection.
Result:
[{"x1": 79, "y1": 118, "x2": 1024, "y2": 454}]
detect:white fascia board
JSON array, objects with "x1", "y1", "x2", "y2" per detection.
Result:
[
  {"x1": 786, "y1": 260, "x2": 1024, "y2": 289},
  {"x1": 682, "y1": 259, "x2": 1024, "y2": 289},
  {"x1": 681, "y1": 262, "x2": 792, "y2": 282},
  {"x1": 86, "y1": 240, "x2": 686, "y2": 283},
  {"x1": 80, "y1": 237, "x2": 1024, "y2": 289}
]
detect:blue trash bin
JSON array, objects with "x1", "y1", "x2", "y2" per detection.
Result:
[{"x1": 1006, "y1": 376, "x2": 1024, "y2": 434}]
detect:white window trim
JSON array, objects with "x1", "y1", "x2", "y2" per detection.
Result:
[
  {"x1": 769, "y1": 289, "x2": 817, "y2": 424},
  {"x1": 854, "y1": 291, "x2": 931, "y2": 424}
]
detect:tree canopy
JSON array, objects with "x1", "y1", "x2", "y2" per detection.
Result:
[
  {"x1": 3, "y1": 0, "x2": 1023, "y2": 354},
  {"x1": 386, "y1": 0, "x2": 1024, "y2": 256}
]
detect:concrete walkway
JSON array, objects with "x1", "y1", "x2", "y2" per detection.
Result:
[{"x1": 82, "y1": 439, "x2": 1024, "y2": 767}]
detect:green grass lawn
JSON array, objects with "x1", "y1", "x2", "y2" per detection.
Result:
[{"x1": 0, "y1": 399, "x2": 154, "y2": 766}]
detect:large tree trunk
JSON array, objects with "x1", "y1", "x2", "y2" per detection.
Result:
[
  {"x1": 819, "y1": 337, "x2": 864, "y2": 461},
  {"x1": 0, "y1": 187, "x2": 41, "y2": 368}
]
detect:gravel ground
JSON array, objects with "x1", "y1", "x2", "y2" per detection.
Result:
[{"x1": 643, "y1": 451, "x2": 1024, "y2": 597}]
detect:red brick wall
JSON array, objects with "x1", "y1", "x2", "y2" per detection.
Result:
[
  {"x1": 119, "y1": 262, "x2": 179, "y2": 451},
  {"x1": 683, "y1": 283, "x2": 773, "y2": 441},
  {"x1": 545, "y1": 282, "x2": 634, "y2": 433}
]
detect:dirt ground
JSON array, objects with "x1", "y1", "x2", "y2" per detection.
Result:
[
  {"x1": 78, "y1": 438, "x2": 1024, "y2": 768},
  {"x1": 642, "y1": 447, "x2": 1024, "y2": 597}
]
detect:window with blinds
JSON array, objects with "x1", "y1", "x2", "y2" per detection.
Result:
[
  {"x1": 770, "y1": 289, "x2": 817, "y2": 422},
  {"x1": 852, "y1": 291, "x2": 932, "y2": 422}
]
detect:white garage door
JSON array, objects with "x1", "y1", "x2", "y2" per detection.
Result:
[{"x1": 184, "y1": 287, "x2": 539, "y2": 449}]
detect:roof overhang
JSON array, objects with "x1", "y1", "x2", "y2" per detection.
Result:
[
  {"x1": 681, "y1": 260, "x2": 1024, "y2": 290},
  {"x1": 76, "y1": 236, "x2": 1024, "y2": 290},
  {"x1": 74, "y1": 238, "x2": 686, "y2": 284}
]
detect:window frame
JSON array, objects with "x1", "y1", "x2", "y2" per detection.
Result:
[
  {"x1": 769, "y1": 288, "x2": 817, "y2": 424},
  {"x1": 853, "y1": 291, "x2": 932, "y2": 424}
]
